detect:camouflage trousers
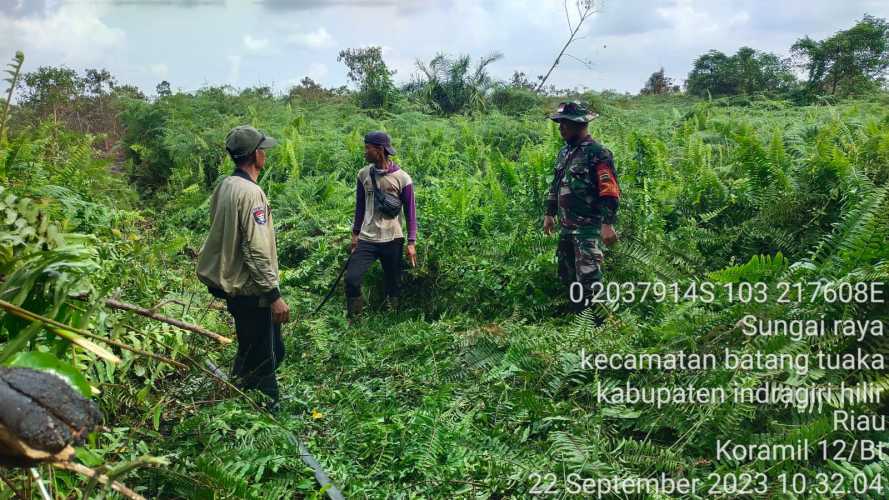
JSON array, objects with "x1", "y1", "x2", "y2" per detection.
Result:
[{"x1": 557, "y1": 233, "x2": 604, "y2": 306}]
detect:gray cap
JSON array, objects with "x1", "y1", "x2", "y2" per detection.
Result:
[{"x1": 225, "y1": 125, "x2": 278, "y2": 159}]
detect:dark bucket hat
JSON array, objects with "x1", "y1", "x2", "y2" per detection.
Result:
[
  {"x1": 225, "y1": 125, "x2": 278, "y2": 158},
  {"x1": 548, "y1": 100, "x2": 599, "y2": 123},
  {"x1": 364, "y1": 131, "x2": 397, "y2": 156}
]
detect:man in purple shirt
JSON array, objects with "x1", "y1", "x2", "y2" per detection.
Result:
[{"x1": 345, "y1": 131, "x2": 417, "y2": 320}]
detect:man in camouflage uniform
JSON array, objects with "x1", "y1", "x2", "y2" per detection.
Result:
[{"x1": 543, "y1": 101, "x2": 620, "y2": 311}]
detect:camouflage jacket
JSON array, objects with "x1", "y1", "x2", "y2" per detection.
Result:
[{"x1": 545, "y1": 136, "x2": 620, "y2": 236}]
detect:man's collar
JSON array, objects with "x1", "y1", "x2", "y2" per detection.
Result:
[
  {"x1": 567, "y1": 134, "x2": 593, "y2": 147},
  {"x1": 232, "y1": 168, "x2": 256, "y2": 184},
  {"x1": 372, "y1": 161, "x2": 400, "y2": 174}
]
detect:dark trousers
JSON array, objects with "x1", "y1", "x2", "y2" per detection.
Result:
[
  {"x1": 345, "y1": 238, "x2": 404, "y2": 298},
  {"x1": 226, "y1": 299, "x2": 285, "y2": 401}
]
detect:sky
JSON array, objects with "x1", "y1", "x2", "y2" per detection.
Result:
[{"x1": 1, "y1": 0, "x2": 888, "y2": 96}]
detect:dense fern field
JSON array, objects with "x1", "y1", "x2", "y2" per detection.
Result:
[{"x1": 3, "y1": 89, "x2": 889, "y2": 498}]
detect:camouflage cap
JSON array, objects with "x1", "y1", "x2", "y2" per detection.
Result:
[
  {"x1": 548, "y1": 100, "x2": 599, "y2": 123},
  {"x1": 225, "y1": 125, "x2": 278, "y2": 159}
]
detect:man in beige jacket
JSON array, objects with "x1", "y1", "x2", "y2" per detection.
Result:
[{"x1": 197, "y1": 125, "x2": 290, "y2": 408}]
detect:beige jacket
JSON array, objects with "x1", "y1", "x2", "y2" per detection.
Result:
[
  {"x1": 356, "y1": 164, "x2": 413, "y2": 243},
  {"x1": 196, "y1": 170, "x2": 280, "y2": 304}
]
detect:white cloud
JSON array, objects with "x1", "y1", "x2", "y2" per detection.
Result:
[
  {"x1": 0, "y1": 2, "x2": 125, "y2": 65},
  {"x1": 4, "y1": 0, "x2": 889, "y2": 96},
  {"x1": 286, "y1": 27, "x2": 334, "y2": 48},
  {"x1": 655, "y1": 0, "x2": 721, "y2": 44},
  {"x1": 243, "y1": 34, "x2": 270, "y2": 52}
]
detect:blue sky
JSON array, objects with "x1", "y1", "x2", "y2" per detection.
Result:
[{"x1": 1, "y1": 0, "x2": 888, "y2": 95}]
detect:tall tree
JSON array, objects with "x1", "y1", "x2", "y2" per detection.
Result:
[
  {"x1": 15, "y1": 66, "x2": 141, "y2": 150},
  {"x1": 686, "y1": 47, "x2": 795, "y2": 97},
  {"x1": 792, "y1": 15, "x2": 889, "y2": 95},
  {"x1": 508, "y1": 71, "x2": 536, "y2": 90},
  {"x1": 155, "y1": 80, "x2": 172, "y2": 97},
  {"x1": 83, "y1": 68, "x2": 116, "y2": 97},
  {"x1": 337, "y1": 46, "x2": 398, "y2": 109},
  {"x1": 17, "y1": 66, "x2": 83, "y2": 123},
  {"x1": 414, "y1": 52, "x2": 503, "y2": 114},
  {"x1": 686, "y1": 50, "x2": 737, "y2": 96},
  {"x1": 640, "y1": 67, "x2": 675, "y2": 95}
]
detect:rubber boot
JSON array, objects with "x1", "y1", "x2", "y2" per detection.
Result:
[
  {"x1": 386, "y1": 296, "x2": 399, "y2": 312},
  {"x1": 347, "y1": 296, "x2": 363, "y2": 324},
  {"x1": 264, "y1": 398, "x2": 280, "y2": 414}
]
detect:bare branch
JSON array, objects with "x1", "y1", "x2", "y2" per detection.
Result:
[
  {"x1": 103, "y1": 298, "x2": 232, "y2": 345},
  {"x1": 61, "y1": 302, "x2": 189, "y2": 370},
  {"x1": 536, "y1": 0, "x2": 600, "y2": 92},
  {"x1": 563, "y1": 53, "x2": 595, "y2": 69},
  {"x1": 563, "y1": 0, "x2": 573, "y2": 32},
  {"x1": 52, "y1": 462, "x2": 146, "y2": 500},
  {"x1": 148, "y1": 299, "x2": 187, "y2": 315}
]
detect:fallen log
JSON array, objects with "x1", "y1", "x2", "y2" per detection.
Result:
[
  {"x1": 0, "y1": 367, "x2": 101, "y2": 468},
  {"x1": 103, "y1": 299, "x2": 232, "y2": 345}
]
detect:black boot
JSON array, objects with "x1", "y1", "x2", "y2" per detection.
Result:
[
  {"x1": 386, "y1": 296, "x2": 399, "y2": 312},
  {"x1": 264, "y1": 398, "x2": 280, "y2": 414},
  {"x1": 347, "y1": 296, "x2": 364, "y2": 323}
]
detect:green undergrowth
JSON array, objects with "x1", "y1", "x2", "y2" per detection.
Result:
[{"x1": 2, "y1": 90, "x2": 889, "y2": 498}]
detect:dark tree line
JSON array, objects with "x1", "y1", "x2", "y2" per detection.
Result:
[
  {"x1": 792, "y1": 14, "x2": 889, "y2": 96},
  {"x1": 685, "y1": 47, "x2": 796, "y2": 97},
  {"x1": 12, "y1": 14, "x2": 886, "y2": 133},
  {"x1": 12, "y1": 66, "x2": 144, "y2": 151},
  {"x1": 676, "y1": 15, "x2": 889, "y2": 99}
]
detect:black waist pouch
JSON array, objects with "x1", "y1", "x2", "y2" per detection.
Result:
[{"x1": 370, "y1": 169, "x2": 402, "y2": 218}]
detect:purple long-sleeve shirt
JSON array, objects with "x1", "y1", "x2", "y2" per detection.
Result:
[{"x1": 352, "y1": 162, "x2": 417, "y2": 242}]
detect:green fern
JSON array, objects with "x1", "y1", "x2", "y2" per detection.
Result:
[{"x1": 0, "y1": 50, "x2": 24, "y2": 145}]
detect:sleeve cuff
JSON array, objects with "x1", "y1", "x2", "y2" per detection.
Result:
[
  {"x1": 261, "y1": 287, "x2": 281, "y2": 303},
  {"x1": 545, "y1": 203, "x2": 557, "y2": 217}
]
